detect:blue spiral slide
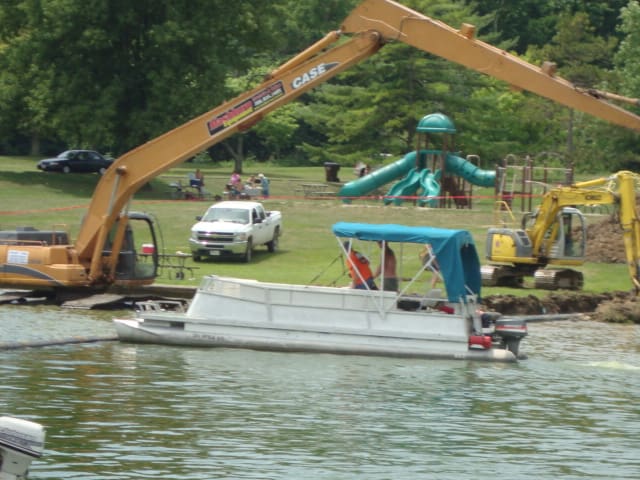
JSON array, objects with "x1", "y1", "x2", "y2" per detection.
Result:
[{"x1": 337, "y1": 150, "x2": 495, "y2": 205}]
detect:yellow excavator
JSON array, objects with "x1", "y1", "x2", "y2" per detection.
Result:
[
  {"x1": 483, "y1": 171, "x2": 640, "y2": 291},
  {"x1": 2, "y1": 0, "x2": 640, "y2": 294}
]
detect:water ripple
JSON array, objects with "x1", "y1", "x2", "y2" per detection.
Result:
[{"x1": 1, "y1": 309, "x2": 639, "y2": 479}]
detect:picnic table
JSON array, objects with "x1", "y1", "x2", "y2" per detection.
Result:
[
  {"x1": 167, "y1": 177, "x2": 212, "y2": 200},
  {"x1": 223, "y1": 185, "x2": 263, "y2": 200},
  {"x1": 140, "y1": 253, "x2": 199, "y2": 280}
]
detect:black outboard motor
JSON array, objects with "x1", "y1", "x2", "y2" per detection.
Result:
[{"x1": 493, "y1": 316, "x2": 528, "y2": 357}]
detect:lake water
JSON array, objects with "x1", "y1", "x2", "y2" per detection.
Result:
[{"x1": 1, "y1": 305, "x2": 639, "y2": 479}]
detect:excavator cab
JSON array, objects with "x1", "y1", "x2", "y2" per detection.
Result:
[
  {"x1": 523, "y1": 207, "x2": 586, "y2": 261},
  {"x1": 103, "y1": 212, "x2": 159, "y2": 284},
  {"x1": 524, "y1": 206, "x2": 587, "y2": 290}
]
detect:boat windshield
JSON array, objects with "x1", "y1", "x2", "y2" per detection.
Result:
[{"x1": 203, "y1": 208, "x2": 250, "y2": 224}]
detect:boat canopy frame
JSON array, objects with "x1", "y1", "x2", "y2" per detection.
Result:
[{"x1": 332, "y1": 222, "x2": 482, "y2": 302}]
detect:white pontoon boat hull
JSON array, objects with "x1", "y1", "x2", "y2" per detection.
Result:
[{"x1": 114, "y1": 275, "x2": 522, "y2": 362}]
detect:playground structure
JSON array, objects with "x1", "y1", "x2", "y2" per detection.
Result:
[
  {"x1": 495, "y1": 152, "x2": 574, "y2": 214},
  {"x1": 338, "y1": 113, "x2": 496, "y2": 206},
  {"x1": 338, "y1": 113, "x2": 575, "y2": 211}
]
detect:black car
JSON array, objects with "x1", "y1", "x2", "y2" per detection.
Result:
[{"x1": 37, "y1": 150, "x2": 114, "y2": 174}]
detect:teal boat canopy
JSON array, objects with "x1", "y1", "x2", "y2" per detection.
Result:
[{"x1": 332, "y1": 222, "x2": 481, "y2": 302}]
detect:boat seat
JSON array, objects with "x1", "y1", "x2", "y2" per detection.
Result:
[
  {"x1": 397, "y1": 296, "x2": 422, "y2": 311},
  {"x1": 397, "y1": 289, "x2": 445, "y2": 311}
]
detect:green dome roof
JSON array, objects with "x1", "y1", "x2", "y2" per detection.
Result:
[{"x1": 416, "y1": 113, "x2": 456, "y2": 133}]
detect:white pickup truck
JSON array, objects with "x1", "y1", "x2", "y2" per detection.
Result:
[{"x1": 189, "y1": 201, "x2": 282, "y2": 262}]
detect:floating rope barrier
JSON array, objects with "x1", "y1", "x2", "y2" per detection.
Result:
[
  {"x1": 0, "y1": 335, "x2": 119, "y2": 350},
  {"x1": 518, "y1": 313, "x2": 585, "y2": 323}
]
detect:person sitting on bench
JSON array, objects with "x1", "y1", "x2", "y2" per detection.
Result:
[{"x1": 189, "y1": 169, "x2": 204, "y2": 193}]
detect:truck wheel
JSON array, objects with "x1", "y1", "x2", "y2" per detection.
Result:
[
  {"x1": 243, "y1": 239, "x2": 253, "y2": 263},
  {"x1": 62, "y1": 166, "x2": 71, "y2": 173},
  {"x1": 192, "y1": 254, "x2": 201, "y2": 262},
  {"x1": 267, "y1": 227, "x2": 280, "y2": 252}
]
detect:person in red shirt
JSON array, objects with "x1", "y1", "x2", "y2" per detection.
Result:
[{"x1": 344, "y1": 242, "x2": 377, "y2": 290}]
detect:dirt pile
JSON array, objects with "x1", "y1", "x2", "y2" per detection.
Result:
[
  {"x1": 483, "y1": 292, "x2": 612, "y2": 316},
  {"x1": 483, "y1": 291, "x2": 640, "y2": 323},
  {"x1": 583, "y1": 214, "x2": 627, "y2": 263}
]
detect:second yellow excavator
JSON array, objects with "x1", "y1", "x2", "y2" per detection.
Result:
[{"x1": 483, "y1": 171, "x2": 640, "y2": 291}]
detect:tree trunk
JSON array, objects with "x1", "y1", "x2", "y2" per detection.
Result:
[
  {"x1": 29, "y1": 133, "x2": 41, "y2": 156},
  {"x1": 222, "y1": 136, "x2": 244, "y2": 174},
  {"x1": 566, "y1": 109, "x2": 574, "y2": 159}
]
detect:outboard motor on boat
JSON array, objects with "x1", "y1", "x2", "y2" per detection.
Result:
[
  {"x1": 493, "y1": 316, "x2": 528, "y2": 356},
  {"x1": 0, "y1": 417, "x2": 45, "y2": 480}
]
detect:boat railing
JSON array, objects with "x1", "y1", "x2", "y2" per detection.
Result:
[
  {"x1": 457, "y1": 294, "x2": 482, "y2": 333},
  {"x1": 198, "y1": 275, "x2": 464, "y2": 320},
  {"x1": 198, "y1": 275, "x2": 399, "y2": 313},
  {"x1": 135, "y1": 300, "x2": 187, "y2": 313}
]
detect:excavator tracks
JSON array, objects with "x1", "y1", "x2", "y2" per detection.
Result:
[
  {"x1": 481, "y1": 265, "x2": 524, "y2": 288},
  {"x1": 482, "y1": 265, "x2": 584, "y2": 290},
  {"x1": 534, "y1": 269, "x2": 584, "y2": 290}
]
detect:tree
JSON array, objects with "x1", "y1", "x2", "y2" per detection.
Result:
[
  {"x1": 609, "y1": 0, "x2": 640, "y2": 170},
  {"x1": 551, "y1": 0, "x2": 629, "y2": 40},
  {"x1": 0, "y1": 0, "x2": 283, "y2": 156},
  {"x1": 467, "y1": 0, "x2": 557, "y2": 53},
  {"x1": 615, "y1": 1, "x2": 640, "y2": 96},
  {"x1": 273, "y1": 0, "x2": 357, "y2": 52},
  {"x1": 526, "y1": 12, "x2": 618, "y2": 166},
  {"x1": 469, "y1": 0, "x2": 628, "y2": 54}
]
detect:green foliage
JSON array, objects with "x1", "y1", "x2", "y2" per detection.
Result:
[
  {"x1": 530, "y1": 12, "x2": 617, "y2": 86},
  {"x1": 271, "y1": 0, "x2": 357, "y2": 52},
  {"x1": 1, "y1": 0, "x2": 640, "y2": 175},
  {"x1": 0, "y1": 0, "x2": 283, "y2": 155},
  {"x1": 469, "y1": 0, "x2": 558, "y2": 52},
  {"x1": 524, "y1": 11, "x2": 619, "y2": 167},
  {"x1": 469, "y1": 0, "x2": 628, "y2": 53},
  {"x1": 615, "y1": 1, "x2": 640, "y2": 97}
]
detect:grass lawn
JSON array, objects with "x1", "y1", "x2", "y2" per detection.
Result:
[{"x1": 0, "y1": 155, "x2": 630, "y2": 296}]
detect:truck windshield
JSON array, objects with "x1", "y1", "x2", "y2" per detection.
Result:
[{"x1": 203, "y1": 208, "x2": 250, "y2": 224}]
